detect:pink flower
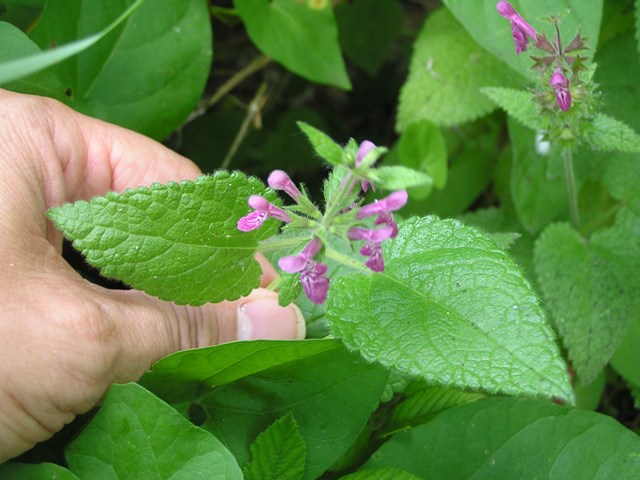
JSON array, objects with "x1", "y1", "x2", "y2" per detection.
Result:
[
  {"x1": 356, "y1": 190, "x2": 408, "y2": 238},
  {"x1": 355, "y1": 140, "x2": 376, "y2": 193},
  {"x1": 550, "y1": 68, "x2": 572, "y2": 111},
  {"x1": 348, "y1": 226, "x2": 393, "y2": 272},
  {"x1": 237, "y1": 195, "x2": 291, "y2": 232},
  {"x1": 278, "y1": 238, "x2": 329, "y2": 304},
  {"x1": 496, "y1": 1, "x2": 537, "y2": 55},
  {"x1": 268, "y1": 170, "x2": 302, "y2": 201}
]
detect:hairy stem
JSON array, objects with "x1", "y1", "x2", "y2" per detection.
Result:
[{"x1": 563, "y1": 147, "x2": 580, "y2": 228}]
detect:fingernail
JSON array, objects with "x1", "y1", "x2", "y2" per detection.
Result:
[{"x1": 237, "y1": 299, "x2": 306, "y2": 341}]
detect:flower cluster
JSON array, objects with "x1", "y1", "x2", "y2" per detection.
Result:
[
  {"x1": 496, "y1": 1, "x2": 589, "y2": 113},
  {"x1": 237, "y1": 140, "x2": 407, "y2": 304}
]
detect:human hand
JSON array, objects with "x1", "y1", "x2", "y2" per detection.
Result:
[{"x1": 0, "y1": 89, "x2": 305, "y2": 462}]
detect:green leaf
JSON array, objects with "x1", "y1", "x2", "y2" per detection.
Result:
[
  {"x1": 141, "y1": 339, "x2": 341, "y2": 404},
  {"x1": 326, "y1": 216, "x2": 573, "y2": 402},
  {"x1": 297, "y1": 121, "x2": 346, "y2": 167},
  {"x1": 235, "y1": 0, "x2": 350, "y2": 89},
  {"x1": 382, "y1": 385, "x2": 484, "y2": 436},
  {"x1": 335, "y1": 0, "x2": 403, "y2": 76},
  {"x1": 65, "y1": 383, "x2": 243, "y2": 480},
  {"x1": 47, "y1": 172, "x2": 276, "y2": 306},
  {"x1": 443, "y1": 0, "x2": 604, "y2": 80},
  {"x1": 612, "y1": 315, "x2": 640, "y2": 387},
  {"x1": 508, "y1": 117, "x2": 568, "y2": 233},
  {"x1": 397, "y1": 8, "x2": 523, "y2": 130},
  {"x1": 583, "y1": 113, "x2": 640, "y2": 153},
  {"x1": 534, "y1": 221, "x2": 640, "y2": 384},
  {"x1": 0, "y1": 0, "x2": 143, "y2": 86},
  {"x1": 366, "y1": 397, "x2": 640, "y2": 479},
  {"x1": 482, "y1": 87, "x2": 542, "y2": 130},
  {"x1": 340, "y1": 468, "x2": 422, "y2": 480},
  {"x1": 369, "y1": 166, "x2": 433, "y2": 191},
  {"x1": 397, "y1": 120, "x2": 447, "y2": 195},
  {"x1": 199, "y1": 342, "x2": 389, "y2": 480},
  {"x1": 278, "y1": 273, "x2": 303, "y2": 306},
  {"x1": 0, "y1": 463, "x2": 80, "y2": 480},
  {"x1": 26, "y1": 0, "x2": 212, "y2": 140},
  {"x1": 244, "y1": 413, "x2": 306, "y2": 480}
]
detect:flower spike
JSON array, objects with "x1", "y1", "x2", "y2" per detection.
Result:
[
  {"x1": 237, "y1": 195, "x2": 291, "y2": 232},
  {"x1": 550, "y1": 68, "x2": 572, "y2": 111},
  {"x1": 355, "y1": 140, "x2": 377, "y2": 193},
  {"x1": 356, "y1": 190, "x2": 408, "y2": 238},
  {"x1": 496, "y1": 1, "x2": 537, "y2": 55},
  {"x1": 348, "y1": 226, "x2": 393, "y2": 272},
  {"x1": 278, "y1": 238, "x2": 329, "y2": 304}
]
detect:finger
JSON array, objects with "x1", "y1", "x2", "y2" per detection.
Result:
[{"x1": 103, "y1": 288, "x2": 306, "y2": 382}]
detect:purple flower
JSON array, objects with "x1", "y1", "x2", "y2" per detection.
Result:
[
  {"x1": 278, "y1": 238, "x2": 329, "y2": 304},
  {"x1": 348, "y1": 226, "x2": 393, "y2": 272},
  {"x1": 237, "y1": 195, "x2": 291, "y2": 232},
  {"x1": 550, "y1": 68, "x2": 572, "y2": 111},
  {"x1": 268, "y1": 170, "x2": 302, "y2": 201},
  {"x1": 496, "y1": 1, "x2": 537, "y2": 55},
  {"x1": 356, "y1": 190, "x2": 408, "y2": 238},
  {"x1": 355, "y1": 140, "x2": 376, "y2": 193}
]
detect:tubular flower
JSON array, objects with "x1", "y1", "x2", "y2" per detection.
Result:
[
  {"x1": 278, "y1": 237, "x2": 329, "y2": 304},
  {"x1": 355, "y1": 140, "x2": 376, "y2": 192},
  {"x1": 496, "y1": 1, "x2": 537, "y2": 55},
  {"x1": 237, "y1": 195, "x2": 291, "y2": 232},
  {"x1": 356, "y1": 190, "x2": 408, "y2": 238},
  {"x1": 550, "y1": 68, "x2": 572, "y2": 111},
  {"x1": 268, "y1": 170, "x2": 302, "y2": 201},
  {"x1": 348, "y1": 226, "x2": 394, "y2": 272}
]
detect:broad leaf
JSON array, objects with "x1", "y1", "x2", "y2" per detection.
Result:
[
  {"x1": 326, "y1": 216, "x2": 573, "y2": 402},
  {"x1": 0, "y1": 463, "x2": 80, "y2": 479},
  {"x1": 47, "y1": 172, "x2": 276, "y2": 306},
  {"x1": 482, "y1": 87, "x2": 542, "y2": 130},
  {"x1": 27, "y1": 0, "x2": 212, "y2": 140},
  {"x1": 397, "y1": 8, "x2": 523, "y2": 130},
  {"x1": 244, "y1": 413, "x2": 306, "y2": 480},
  {"x1": 235, "y1": 0, "x2": 350, "y2": 89},
  {"x1": 297, "y1": 121, "x2": 346, "y2": 167},
  {"x1": 341, "y1": 468, "x2": 422, "y2": 480},
  {"x1": 200, "y1": 342, "x2": 389, "y2": 480},
  {"x1": 66, "y1": 383, "x2": 243, "y2": 480},
  {"x1": 443, "y1": 0, "x2": 604, "y2": 80},
  {"x1": 0, "y1": 0, "x2": 143, "y2": 85},
  {"x1": 534, "y1": 221, "x2": 640, "y2": 384},
  {"x1": 584, "y1": 113, "x2": 640, "y2": 153},
  {"x1": 366, "y1": 397, "x2": 640, "y2": 479},
  {"x1": 141, "y1": 339, "x2": 340, "y2": 404}
]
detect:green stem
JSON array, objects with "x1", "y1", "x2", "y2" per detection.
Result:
[
  {"x1": 325, "y1": 246, "x2": 369, "y2": 273},
  {"x1": 563, "y1": 147, "x2": 580, "y2": 228}
]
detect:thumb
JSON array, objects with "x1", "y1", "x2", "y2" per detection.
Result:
[{"x1": 102, "y1": 288, "x2": 306, "y2": 382}]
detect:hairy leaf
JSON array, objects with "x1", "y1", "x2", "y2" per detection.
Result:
[
  {"x1": 584, "y1": 113, "x2": 640, "y2": 153},
  {"x1": 366, "y1": 397, "x2": 640, "y2": 479},
  {"x1": 534, "y1": 221, "x2": 640, "y2": 384},
  {"x1": 47, "y1": 172, "x2": 276, "y2": 306},
  {"x1": 341, "y1": 468, "x2": 422, "y2": 480},
  {"x1": 397, "y1": 8, "x2": 523, "y2": 130},
  {"x1": 326, "y1": 216, "x2": 573, "y2": 401},
  {"x1": 66, "y1": 383, "x2": 242, "y2": 479},
  {"x1": 235, "y1": 0, "x2": 350, "y2": 89},
  {"x1": 369, "y1": 166, "x2": 433, "y2": 191},
  {"x1": 482, "y1": 87, "x2": 542, "y2": 130},
  {"x1": 298, "y1": 121, "x2": 346, "y2": 167},
  {"x1": 244, "y1": 413, "x2": 306, "y2": 480}
]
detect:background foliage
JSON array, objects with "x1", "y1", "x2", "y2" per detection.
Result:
[{"x1": 1, "y1": 0, "x2": 639, "y2": 478}]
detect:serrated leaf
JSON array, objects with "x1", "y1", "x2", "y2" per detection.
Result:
[
  {"x1": 0, "y1": 463, "x2": 80, "y2": 480},
  {"x1": 396, "y1": 120, "x2": 447, "y2": 198},
  {"x1": 397, "y1": 8, "x2": 524, "y2": 130},
  {"x1": 383, "y1": 386, "x2": 484, "y2": 436},
  {"x1": 244, "y1": 413, "x2": 306, "y2": 480},
  {"x1": 235, "y1": 0, "x2": 350, "y2": 89},
  {"x1": 141, "y1": 339, "x2": 341, "y2": 404},
  {"x1": 298, "y1": 121, "x2": 346, "y2": 167},
  {"x1": 482, "y1": 87, "x2": 542, "y2": 130},
  {"x1": 199, "y1": 342, "x2": 389, "y2": 480},
  {"x1": 47, "y1": 172, "x2": 276, "y2": 306},
  {"x1": 584, "y1": 113, "x2": 640, "y2": 153},
  {"x1": 340, "y1": 468, "x2": 422, "y2": 480},
  {"x1": 26, "y1": 0, "x2": 212, "y2": 140},
  {"x1": 326, "y1": 216, "x2": 573, "y2": 401},
  {"x1": 66, "y1": 383, "x2": 243, "y2": 480},
  {"x1": 534, "y1": 221, "x2": 640, "y2": 384},
  {"x1": 366, "y1": 397, "x2": 640, "y2": 479},
  {"x1": 278, "y1": 273, "x2": 303, "y2": 306},
  {"x1": 370, "y1": 166, "x2": 433, "y2": 191}
]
